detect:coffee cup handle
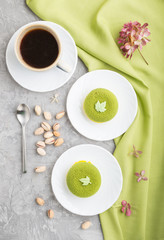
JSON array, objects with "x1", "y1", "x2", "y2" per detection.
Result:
[{"x1": 57, "y1": 60, "x2": 72, "y2": 73}]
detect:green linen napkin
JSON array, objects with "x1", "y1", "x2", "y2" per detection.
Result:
[{"x1": 26, "y1": 0, "x2": 164, "y2": 239}]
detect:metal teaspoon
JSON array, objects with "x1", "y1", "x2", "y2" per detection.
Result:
[{"x1": 16, "y1": 104, "x2": 30, "y2": 173}]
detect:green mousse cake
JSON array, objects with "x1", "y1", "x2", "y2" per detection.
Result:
[
  {"x1": 66, "y1": 161, "x2": 101, "y2": 198},
  {"x1": 83, "y1": 88, "x2": 118, "y2": 123}
]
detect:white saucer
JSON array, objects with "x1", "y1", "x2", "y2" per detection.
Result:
[
  {"x1": 67, "y1": 70, "x2": 138, "y2": 141},
  {"x1": 51, "y1": 144, "x2": 123, "y2": 216},
  {"x1": 6, "y1": 21, "x2": 77, "y2": 92}
]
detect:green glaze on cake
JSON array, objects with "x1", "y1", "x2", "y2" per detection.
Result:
[
  {"x1": 66, "y1": 162, "x2": 101, "y2": 198},
  {"x1": 83, "y1": 88, "x2": 118, "y2": 122}
]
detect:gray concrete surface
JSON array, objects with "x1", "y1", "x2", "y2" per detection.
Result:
[{"x1": 0, "y1": 1, "x2": 115, "y2": 239}]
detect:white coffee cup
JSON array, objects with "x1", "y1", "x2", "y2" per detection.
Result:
[{"x1": 15, "y1": 23, "x2": 71, "y2": 72}]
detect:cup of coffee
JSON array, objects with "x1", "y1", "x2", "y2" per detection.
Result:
[{"x1": 15, "y1": 23, "x2": 71, "y2": 72}]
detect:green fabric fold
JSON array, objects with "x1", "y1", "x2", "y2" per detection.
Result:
[{"x1": 26, "y1": 0, "x2": 164, "y2": 239}]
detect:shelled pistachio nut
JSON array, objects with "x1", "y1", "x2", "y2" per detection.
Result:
[
  {"x1": 53, "y1": 123, "x2": 60, "y2": 131},
  {"x1": 45, "y1": 137, "x2": 55, "y2": 145},
  {"x1": 36, "y1": 197, "x2": 45, "y2": 206},
  {"x1": 44, "y1": 112, "x2": 52, "y2": 121},
  {"x1": 54, "y1": 138, "x2": 64, "y2": 147},
  {"x1": 41, "y1": 122, "x2": 51, "y2": 131},
  {"x1": 36, "y1": 141, "x2": 45, "y2": 148},
  {"x1": 53, "y1": 131, "x2": 60, "y2": 137},
  {"x1": 34, "y1": 127, "x2": 44, "y2": 135},
  {"x1": 56, "y1": 111, "x2": 65, "y2": 120},
  {"x1": 35, "y1": 166, "x2": 46, "y2": 172},
  {"x1": 81, "y1": 221, "x2": 92, "y2": 230},
  {"x1": 47, "y1": 209, "x2": 54, "y2": 219},
  {"x1": 35, "y1": 105, "x2": 42, "y2": 116},
  {"x1": 37, "y1": 148, "x2": 46, "y2": 156},
  {"x1": 44, "y1": 131, "x2": 53, "y2": 139}
]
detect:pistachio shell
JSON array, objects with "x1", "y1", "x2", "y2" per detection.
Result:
[
  {"x1": 44, "y1": 112, "x2": 52, "y2": 121},
  {"x1": 53, "y1": 123, "x2": 60, "y2": 131},
  {"x1": 81, "y1": 221, "x2": 91, "y2": 230},
  {"x1": 36, "y1": 141, "x2": 45, "y2": 148},
  {"x1": 47, "y1": 209, "x2": 54, "y2": 219},
  {"x1": 34, "y1": 127, "x2": 44, "y2": 135},
  {"x1": 56, "y1": 111, "x2": 65, "y2": 120},
  {"x1": 54, "y1": 138, "x2": 64, "y2": 147},
  {"x1": 35, "y1": 105, "x2": 42, "y2": 116},
  {"x1": 45, "y1": 137, "x2": 55, "y2": 145},
  {"x1": 37, "y1": 148, "x2": 46, "y2": 156},
  {"x1": 41, "y1": 122, "x2": 51, "y2": 131},
  {"x1": 35, "y1": 166, "x2": 46, "y2": 172},
  {"x1": 53, "y1": 131, "x2": 60, "y2": 137},
  {"x1": 36, "y1": 197, "x2": 45, "y2": 206},
  {"x1": 44, "y1": 131, "x2": 53, "y2": 139}
]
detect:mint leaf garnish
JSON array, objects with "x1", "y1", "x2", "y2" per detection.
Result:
[
  {"x1": 95, "y1": 101, "x2": 106, "y2": 112},
  {"x1": 79, "y1": 176, "x2": 92, "y2": 186}
]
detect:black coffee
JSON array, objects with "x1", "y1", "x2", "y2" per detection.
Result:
[{"x1": 20, "y1": 29, "x2": 59, "y2": 68}]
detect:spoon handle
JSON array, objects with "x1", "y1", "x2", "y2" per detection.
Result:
[{"x1": 22, "y1": 126, "x2": 27, "y2": 173}]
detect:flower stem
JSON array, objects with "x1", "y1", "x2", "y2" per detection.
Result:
[{"x1": 138, "y1": 48, "x2": 148, "y2": 65}]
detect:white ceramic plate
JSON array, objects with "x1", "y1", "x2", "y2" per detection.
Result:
[
  {"x1": 6, "y1": 21, "x2": 77, "y2": 92},
  {"x1": 67, "y1": 70, "x2": 138, "y2": 141},
  {"x1": 51, "y1": 144, "x2": 123, "y2": 216}
]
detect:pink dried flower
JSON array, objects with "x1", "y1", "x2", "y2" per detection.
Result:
[
  {"x1": 126, "y1": 208, "x2": 132, "y2": 216},
  {"x1": 121, "y1": 200, "x2": 127, "y2": 207},
  {"x1": 121, "y1": 206, "x2": 126, "y2": 213},
  {"x1": 121, "y1": 200, "x2": 132, "y2": 216},
  {"x1": 127, "y1": 203, "x2": 131, "y2": 209},
  {"x1": 118, "y1": 21, "x2": 150, "y2": 65},
  {"x1": 129, "y1": 145, "x2": 143, "y2": 158},
  {"x1": 135, "y1": 170, "x2": 148, "y2": 182}
]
